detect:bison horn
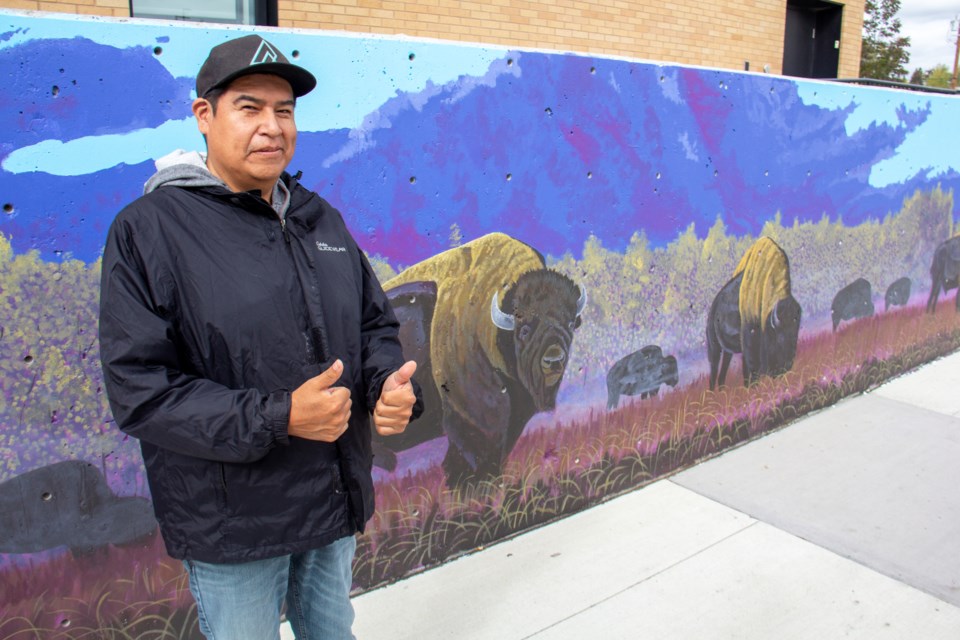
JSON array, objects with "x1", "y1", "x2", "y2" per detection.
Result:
[
  {"x1": 576, "y1": 285, "x2": 587, "y2": 317},
  {"x1": 491, "y1": 291, "x2": 516, "y2": 331}
]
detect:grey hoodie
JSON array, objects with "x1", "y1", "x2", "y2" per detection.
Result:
[{"x1": 144, "y1": 149, "x2": 291, "y2": 219}]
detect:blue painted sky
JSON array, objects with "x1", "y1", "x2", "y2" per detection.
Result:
[
  {"x1": 1, "y1": 13, "x2": 958, "y2": 266},
  {"x1": 0, "y1": 13, "x2": 503, "y2": 173}
]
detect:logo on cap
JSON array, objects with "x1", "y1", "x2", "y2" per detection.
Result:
[{"x1": 251, "y1": 39, "x2": 280, "y2": 65}]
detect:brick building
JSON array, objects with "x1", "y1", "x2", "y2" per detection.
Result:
[{"x1": 0, "y1": 0, "x2": 864, "y2": 79}]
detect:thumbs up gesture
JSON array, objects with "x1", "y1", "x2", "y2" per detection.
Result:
[
  {"x1": 373, "y1": 360, "x2": 418, "y2": 436},
  {"x1": 288, "y1": 359, "x2": 352, "y2": 442}
]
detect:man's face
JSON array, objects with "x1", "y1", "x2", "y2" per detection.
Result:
[{"x1": 193, "y1": 73, "x2": 297, "y2": 199}]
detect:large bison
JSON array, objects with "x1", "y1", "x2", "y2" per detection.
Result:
[
  {"x1": 831, "y1": 277, "x2": 874, "y2": 331},
  {"x1": 606, "y1": 345, "x2": 679, "y2": 409},
  {"x1": 884, "y1": 277, "x2": 911, "y2": 311},
  {"x1": 926, "y1": 236, "x2": 960, "y2": 313},
  {"x1": 374, "y1": 233, "x2": 586, "y2": 487},
  {"x1": 707, "y1": 237, "x2": 802, "y2": 389}
]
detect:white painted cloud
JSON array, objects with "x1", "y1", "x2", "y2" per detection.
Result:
[
  {"x1": 2, "y1": 118, "x2": 201, "y2": 176},
  {"x1": 679, "y1": 131, "x2": 699, "y2": 162},
  {"x1": 607, "y1": 71, "x2": 621, "y2": 94},
  {"x1": 658, "y1": 70, "x2": 683, "y2": 105}
]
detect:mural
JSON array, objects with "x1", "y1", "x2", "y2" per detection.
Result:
[{"x1": 1, "y1": 10, "x2": 960, "y2": 638}]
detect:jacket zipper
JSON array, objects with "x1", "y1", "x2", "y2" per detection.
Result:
[{"x1": 277, "y1": 207, "x2": 329, "y2": 364}]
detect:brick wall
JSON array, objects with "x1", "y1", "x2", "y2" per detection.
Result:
[
  {"x1": 3, "y1": 0, "x2": 127, "y2": 17},
  {"x1": 0, "y1": 0, "x2": 864, "y2": 77},
  {"x1": 276, "y1": 0, "x2": 864, "y2": 78},
  {"x1": 838, "y1": 3, "x2": 865, "y2": 78}
]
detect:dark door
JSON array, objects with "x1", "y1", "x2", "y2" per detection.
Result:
[
  {"x1": 782, "y1": 0, "x2": 844, "y2": 78},
  {"x1": 812, "y1": 4, "x2": 843, "y2": 77}
]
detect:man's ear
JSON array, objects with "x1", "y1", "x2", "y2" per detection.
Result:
[{"x1": 193, "y1": 98, "x2": 213, "y2": 135}]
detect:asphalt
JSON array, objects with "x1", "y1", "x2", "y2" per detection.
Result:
[{"x1": 285, "y1": 350, "x2": 960, "y2": 639}]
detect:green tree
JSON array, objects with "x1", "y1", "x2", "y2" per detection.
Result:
[
  {"x1": 908, "y1": 67, "x2": 925, "y2": 85},
  {"x1": 860, "y1": 0, "x2": 911, "y2": 81},
  {"x1": 925, "y1": 64, "x2": 953, "y2": 88}
]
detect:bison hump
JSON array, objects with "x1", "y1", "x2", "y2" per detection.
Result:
[
  {"x1": 945, "y1": 236, "x2": 960, "y2": 262},
  {"x1": 734, "y1": 238, "x2": 790, "y2": 324}
]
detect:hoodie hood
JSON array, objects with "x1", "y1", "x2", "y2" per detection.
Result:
[
  {"x1": 144, "y1": 149, "x2": 291, "y2": 218},
  {"x1": 144, "y1": 150, "x2": 222, "y2": 194}
]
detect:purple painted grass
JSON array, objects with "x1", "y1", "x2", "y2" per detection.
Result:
[
  {"x1": 3, "y1": 302, "x2": 956, "y2": 637},
  {"x1": 361, "y1": 302, "x2": 960, "y2": 591}
]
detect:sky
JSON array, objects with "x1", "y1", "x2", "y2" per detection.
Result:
[{"x1": 899, "y1": 0, "x2": 959, "y2": 72}]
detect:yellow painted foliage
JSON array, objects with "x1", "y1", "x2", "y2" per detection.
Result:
[{"x1": 0, "y1": 234, "x2": 113, "y2": 482}]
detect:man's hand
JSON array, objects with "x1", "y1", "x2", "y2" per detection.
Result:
[
  {"x1": 374, "y1": 360, "x2": 418, "y2": 436},
  {"x1": 288, "y1": 360, "x2": 352, "y2": 442}
]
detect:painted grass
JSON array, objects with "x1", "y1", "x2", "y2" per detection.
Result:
[
  {"x1": 358, "y1": 303, "x2": 960, "y2": 591},
  {"x1": 2, "y1": 304, "x2": 958, "y2": 636},
  {"x1": 0, "y1": 531, "x2": 198, "y2": 639}
]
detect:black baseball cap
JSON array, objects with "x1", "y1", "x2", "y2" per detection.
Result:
[{"x1": 196, "y1": 34, "x2": 317, "y2": 98}]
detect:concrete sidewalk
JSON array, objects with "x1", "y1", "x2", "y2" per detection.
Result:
[{"x1": 293, "y1": 351, "x2": 960, "y2": 639}]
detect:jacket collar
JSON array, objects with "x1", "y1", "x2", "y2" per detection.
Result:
[{"x1": 193, "y1": 171, "x2": 326, "y2": 231}]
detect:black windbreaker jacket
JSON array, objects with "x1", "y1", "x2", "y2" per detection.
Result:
[{"x1": 99, "y1": 172, "x2": 421, "y2": 563}]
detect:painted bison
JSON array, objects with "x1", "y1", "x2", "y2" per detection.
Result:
[
  {"x1": 926, "y1": 236, "x2": 960, "y2": 313},
  {"x1": 0, "y1": 460, "x2": 157, "y2": 555},
  {"x1": 884, "y1": 277, "x2": 911, "y2": 311},
  {"x1": 374, "y1": 233, "x2": 586, "y2": 487},
  {"x1": 707, "y1": 237, "x2": 802, "y2": 390},
  {"x1": 831, "y1": 277, "x2": 875, "y2": 331},
  {"x1": 606, "y1": 345, "x2": 678, "y2": 409}
]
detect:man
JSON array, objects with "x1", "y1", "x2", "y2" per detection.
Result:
[{"x1": 98, "y1": 35, "x2": 422, "y2": 639}]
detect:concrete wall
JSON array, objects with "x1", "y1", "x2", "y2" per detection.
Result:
[
  {"x1": 1, "y1": 10, "x2": 957, "y2": 637},
  {"x1": 0, "y1": 0, "x2": 866, "y2": 77}
]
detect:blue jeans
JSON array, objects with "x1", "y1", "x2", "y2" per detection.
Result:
[{"x1": 184, "y1": 536, "x2": 357, "y2": 640}]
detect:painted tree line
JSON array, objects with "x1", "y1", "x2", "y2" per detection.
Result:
[
  {"x1": 548, "y1": 186, "x2": 953, "y2": 394},
  {"x1": 0, "y1": 186, "x2": 954, "y2": 489}
]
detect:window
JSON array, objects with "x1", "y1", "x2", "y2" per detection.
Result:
[{"x1": 130, "y1": 0, "x2": 277, "y2": 26}]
